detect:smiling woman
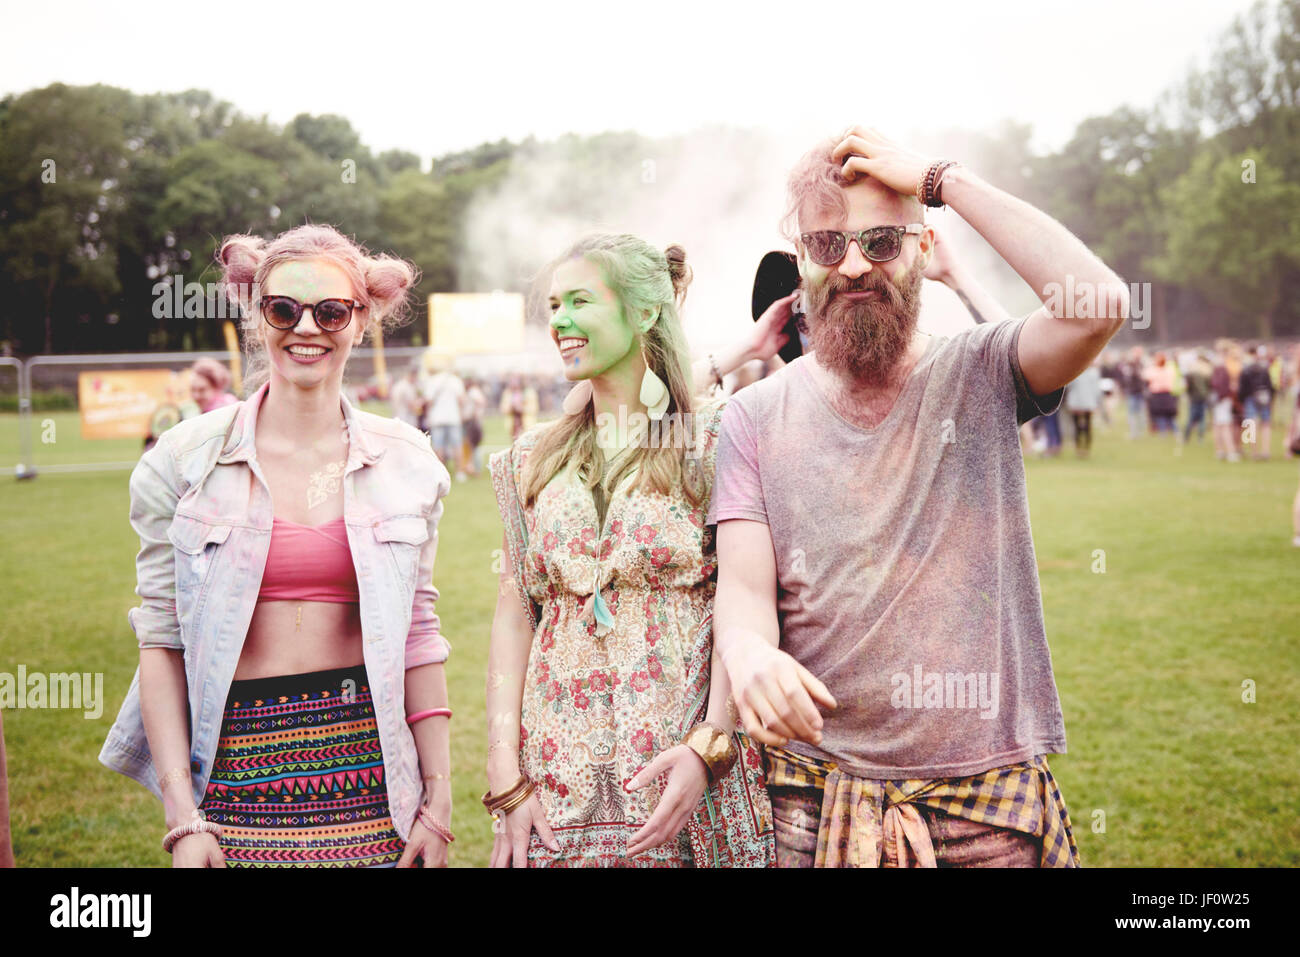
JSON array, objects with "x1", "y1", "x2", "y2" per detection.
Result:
[
  {"x1": 100, "y1": 224, "x2": 459, "y2": 869},
  {"x1": 483, "y1": 233, "x2": 776, "y2": 868}
]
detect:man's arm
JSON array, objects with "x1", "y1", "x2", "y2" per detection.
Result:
[
  {"x1": 715, "y1": 519, "x2": 834, "y2": 747},
  {"x1": 936, "y1": 166, "x2": 1128, "y2": 394}
]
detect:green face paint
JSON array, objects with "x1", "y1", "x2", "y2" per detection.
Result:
[
  {"x1": 261, "y1": 258, "x2": 361, "y2": 385},
  {"x1": 548, "y1": 257, "x2": 639, "y2": 381}
]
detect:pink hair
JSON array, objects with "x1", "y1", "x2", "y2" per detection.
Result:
[
  {"x1": 218, "y1": 223, "x2": 419, "y2": 391},
  {"x1": 780, "y1": 136, "x2": 924, "y2": 243},
  {"x1": 190, "y1": 357, "x2": 231, "y2": 391}
]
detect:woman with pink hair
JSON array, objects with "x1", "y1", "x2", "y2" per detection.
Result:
[
  {"x1": 102, "y1": 224, "x2": 455, "y2": 868},
  {"x1": 188, "y1": 358, "x2": 239, "y2": 413}
]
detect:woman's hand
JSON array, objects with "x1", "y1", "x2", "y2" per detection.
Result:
[
  {"x1": 171, "y1": 830, "x2": 225, "y2": 868},
  {"x1": 922, "y1": 225, "x2": 957, "y2": 286},
  {"x1": 488, "y1": 792, "x2": 559, "y2": 868},
  {"x1": 746, "y1": 291, "x2": 797, "y2": 363},
  {"x1": 397, "y1": 813, "x2": 449, "y2": 868},
  {"x1": 831, "y1": 127, "x2": 936, "y2": 197},
  {"x1": 625, "y1": 744, "x2": 709, "y2": 858}
]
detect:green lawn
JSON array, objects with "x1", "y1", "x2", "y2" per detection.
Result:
[{"x1": 1, "y1": 407, "x2": 1298, "y2": 866}]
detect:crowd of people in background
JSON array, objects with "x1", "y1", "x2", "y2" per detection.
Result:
[
  {"x1": 387, "y1": 357, "x2": 571, "y2": 481},
  {"x1": 178, "y1": 336, "x2": 1300, "y2": 547},
  {"x1": 1019, "y1": 340, "x2": 1300, "y2": 464}
]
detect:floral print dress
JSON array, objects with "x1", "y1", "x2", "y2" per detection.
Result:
[{"x1": 489, "y1": 400, "x2": 774, "y2": 867}]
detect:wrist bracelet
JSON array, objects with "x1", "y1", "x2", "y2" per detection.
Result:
[
  {"x1": 162, "y1": 808, "x2": 224, "y2": 853},
  {"x1": 708, "y1": 354, "x2": 724, "y2": 391},
  {"x1": 406, "y1": 707, "x2": 452, "y2": 726},
  {"x1": 917, "y1": 160, "x2": 958, "y2": 208},
  {"x1": 417, "y1": 805, "x2": 455, "y2": 844},
  {"x1": 482, "y1": 774, "x2": 534, "y2": 815},
  {"x1": 933, "y1": 162, "x2": 958, "y2": 206},
  {"x1": 682, "y1": 721, "x2": 739, "y2": 782}
]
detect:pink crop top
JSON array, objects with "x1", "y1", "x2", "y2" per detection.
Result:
[
  {"x1": 255, "y1": 515, "x2": 448, "y2": 669},
  {"x1": 258, "y1": 517, "x2": 360, "y2": 603}
]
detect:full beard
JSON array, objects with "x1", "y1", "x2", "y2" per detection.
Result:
[{"x1": 806, "y1": 261, "x2": 923, "y2": 385}]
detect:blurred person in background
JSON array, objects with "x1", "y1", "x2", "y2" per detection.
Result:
[
  {"x1": 1064, "y1": 361, "x2": 1102, "y2": 457},
  {"x1": 189, "y1": 358, "x2": 239, "y2": 413},
  {"x1": 499, "y1": 374, "x2": 538, "y2": 441},
  {"x1": 1239, "y1": 344, "x2": 1275, "y2": 461},
  {"x1": 1143, "y1": 351, "x2": 1178, "y2": 436},
  {"x1": 1120, "y1": 346, "x2": 1146, "y2": 438},
  {"x1": 461, "y1": 376, "x2": 487, "y2": 477},
  {"x1": 389, "y1": 362, "x2": 423, "y2": 431},
  {"x1": 1211, "y1": 340, "x2": 1240, "y2": 462},
  {"x1": 1182, "y1": 350, "x2": 1213, "y2": 444},
  {"x1": 422, "y1": 351, "x2": 467, "y2": 476},
  {"x1": 1098, "y1": 349, "x2": 1120, "y2": 429}
]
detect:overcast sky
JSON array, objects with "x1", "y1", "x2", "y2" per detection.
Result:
[
  {"x1": 2, "y1": 0, "x2": 1261, "y2": 347},
  {"x1": 5, "y1": 0, "x2": 1256, "y2": 163}
]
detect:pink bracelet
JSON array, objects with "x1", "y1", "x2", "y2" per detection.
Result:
[
  {"x1": 162, "y1": 809, "x2": 224, "y2": 853},
  {"x1": 418, "y1": 805, "x2": 455, "y2": 844},
  {"x1": 406, "y1": 707, "x2": 452, "y2": 726}
]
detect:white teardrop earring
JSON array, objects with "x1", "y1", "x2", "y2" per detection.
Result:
[
  {"x1": 639, "y1": 345, "x2": 669, "y2": 421},
  {"x1": 562, "y1": 379, "x2": 594, "y2": 415}
]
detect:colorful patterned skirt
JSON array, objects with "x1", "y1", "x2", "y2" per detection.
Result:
[{"x1": 198, "y1": 664, "x2": 404, "y2": 868}]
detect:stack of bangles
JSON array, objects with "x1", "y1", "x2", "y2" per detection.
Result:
[
  {"x1": 162, "y1": 808, "x2": 223, "y2": 853},
  {"x1": 481, "y1": 775, "x2": 535, "y2": 831}
]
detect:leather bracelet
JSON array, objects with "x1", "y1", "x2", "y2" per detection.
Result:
[
  {"x1": 918, "y1": 160, "x2": 957, "y2": 208},
  {"x1": 682, "y1": 721, "x2": 738, "y2": 782},
  {"x1": 932, "y1": 161, "x2": 958, "y2": 206}
]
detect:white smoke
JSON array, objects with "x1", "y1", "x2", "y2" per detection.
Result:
[{"x1": 458, "y1": 123, "x2": 1040, "y2": 370}]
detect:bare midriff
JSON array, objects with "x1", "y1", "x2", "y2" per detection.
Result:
[{"x1": 235, "y1": 601, "x2": 365, "y2": 679}]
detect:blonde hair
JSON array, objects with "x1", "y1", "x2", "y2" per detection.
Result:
[
  {"x1": 522, "y1": 234, "x2": 704, "y2": 509},
  {"x1": 218, "y1": 224, "x2": 419, "y2": 392}
]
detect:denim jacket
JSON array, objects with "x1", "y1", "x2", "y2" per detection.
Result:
[{"x1": 99, "y1": 381, "x2": 451, "y2": 841}]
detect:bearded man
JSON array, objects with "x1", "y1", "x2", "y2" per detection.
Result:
[{"x1": 708, "y1": 127, "x2": 1128, "y2": 867}]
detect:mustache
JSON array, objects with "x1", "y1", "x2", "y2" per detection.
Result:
[{"x1": 819, "y1": 270, "x2": 900, "y2": 304}]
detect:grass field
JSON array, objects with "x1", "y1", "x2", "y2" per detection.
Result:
[{"x1": 1, "y1": 405, "x2": 1298, "y2": 867}]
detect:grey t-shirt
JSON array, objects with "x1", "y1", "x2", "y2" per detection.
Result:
[{"x1": 707, "y1": 317, "x2": 1067, "y2": 778}]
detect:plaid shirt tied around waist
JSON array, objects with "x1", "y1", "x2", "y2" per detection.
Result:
[{"x1": 766, "y1": 747, "x2": 1080, "y2": 868}]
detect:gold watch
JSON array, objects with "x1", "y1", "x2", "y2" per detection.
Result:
[{"x1": 682, "y1": 722, "x2": 738, "y2": 782}]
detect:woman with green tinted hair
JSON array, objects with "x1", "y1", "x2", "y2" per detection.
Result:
[{"x1": 484, "y1": 233, "x2": 783, "y2": 866}]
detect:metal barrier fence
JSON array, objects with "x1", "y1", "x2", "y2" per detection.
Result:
[{"x1": 4, "y1": 347, "x2": 564, "y2": 480}]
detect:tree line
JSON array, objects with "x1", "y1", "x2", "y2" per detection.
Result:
[{"x1": 2, "y1": 0, "x2": 1298, "y2": 355}]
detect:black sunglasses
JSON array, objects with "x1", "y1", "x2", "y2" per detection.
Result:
[
  {"x1": 259, "y1": 295, "x2": 365, "y2": 333},
  {"x1": 800, "y1": 224, "x2": 925, "y2": 267}
]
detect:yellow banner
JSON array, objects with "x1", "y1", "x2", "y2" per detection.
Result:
[
  {"x1": 429, "y1": 292, "x2": 525, "y2": 354},
  {"x1": 78, "y1": 370, "x2": 195, "y2": 440}
]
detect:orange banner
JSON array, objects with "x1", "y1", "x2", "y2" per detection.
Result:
[{"x1": 78, "y1": 370, "x2": 196, "y2": 440}]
